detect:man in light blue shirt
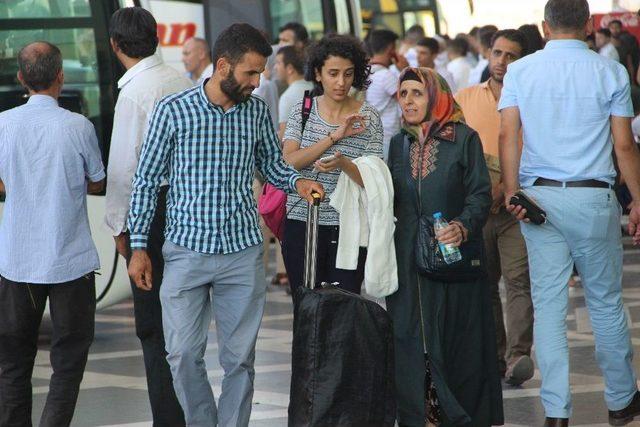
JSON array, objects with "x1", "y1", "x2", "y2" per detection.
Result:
[
  {"x1": 0, "y1": 42, "x2": 105, "y2": 427},
  {"x1": 499, "y1": 1, "x2": 640, "y2": 425}
]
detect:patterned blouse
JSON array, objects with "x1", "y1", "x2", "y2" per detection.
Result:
[{"x1": 284, "y1": 98, "x2": 384, "y2": 226}]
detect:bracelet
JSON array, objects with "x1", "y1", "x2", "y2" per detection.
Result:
[{"x1": 327, "y1": 131, "x2": 336, "y2": 144}]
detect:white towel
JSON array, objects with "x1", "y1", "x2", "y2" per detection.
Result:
[{"x1": 330, "y1": 156, "x2": 398, "y2": 298}]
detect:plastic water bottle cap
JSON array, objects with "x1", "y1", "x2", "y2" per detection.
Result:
[{"x1": 433, "y1": 212, "x2": 442, "y2": 219}]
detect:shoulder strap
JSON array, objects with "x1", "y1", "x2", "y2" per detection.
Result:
[{"x1": 301, "y1": 90, "x2": 312, "y2": 132}]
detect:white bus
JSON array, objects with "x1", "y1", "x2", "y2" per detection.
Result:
[{"x1": 0, "y1": 0, "x2": 362, "y2": 309}]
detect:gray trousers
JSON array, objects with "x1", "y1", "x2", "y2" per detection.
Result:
[
  {"x1": 483, "y1": 208, "x2": 534, "y2": 365},
  {"x1": 160, "y1": 241, "x2": 265, "y2": 427}
]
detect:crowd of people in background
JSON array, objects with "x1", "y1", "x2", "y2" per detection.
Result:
[{"x1": 3, "y1": 0, "x2": 640, "y2": 426}]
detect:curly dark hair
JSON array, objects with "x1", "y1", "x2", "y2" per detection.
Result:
[{"x1": 304, "y1": 34, "x2": 370, "y2": 95}]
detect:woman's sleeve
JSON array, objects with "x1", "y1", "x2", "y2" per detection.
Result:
[
  {"x1": 283, "y1": 99, "x2": 304, "y2": 144},
  {"x1": 364, "y1": 106, "x2": 384, "y2": 158},
  {"x1": 452, "y1": 130, "x2": 491, "y2": 239}
]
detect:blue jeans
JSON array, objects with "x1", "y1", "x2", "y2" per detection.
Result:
[
  {"x1": 160, "y1": 241, "x2": 265, "y2": 427},
  {"x1": 520, "y1": 186, "x2": 637, "y2": 418}
]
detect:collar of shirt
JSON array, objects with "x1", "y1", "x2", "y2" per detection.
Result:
[
  {"x1": 26, "y1": 94, "x2": 58, "y2": 107},
  {"x1": 544, "y1": 39, "x2": 588, "y2": 51},
  {"x1": 197, "y1": 78, "x2": 246, "y2": 115},
  {"x1": 118, "y1": 55, "x2": 163, "y2": 89}
]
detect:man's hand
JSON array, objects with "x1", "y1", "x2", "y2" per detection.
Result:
[
  {"x1": 628, "y1": 201, "x2": 640, "y2": 245},
  {"x1": 295, "y1": 179, "x2": 325, "y2": 203},
  {"x1": 128, "y1": 250, "x2": 153, "y2": 291},
  {"x1": 490, "y1": 182, "x2": 505, "y2": 214},
  {"x1": 392, "y1": 52, "x2": 410, "y2": 71},
  {"x1": 114, "y1": 233, "x2": 129, "y2": 258},
  {"x1": 504, "y1": 189, "x2": 530, "y2": 223}
]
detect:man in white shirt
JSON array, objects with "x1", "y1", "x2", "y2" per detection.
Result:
[
  {"x1": 182, "y1": 37, "x2": 213, "y2": 85},
  {"x1": 274, "y1": 45, "x2": 314, "y2": 139},
  {"x1": 469, "y1": 26, "x2": 497, "y2": 86},
  {"x1": 104, "y1": 8, "x2": 192, "y2": 425},
  {"x1": 399, "y1": 24, "x2": 425, "y2": 68},
  {"x1": 0, "y1": 41, "x2": 104, "y2": 427},
  {"x1": 365, "y1": 29, "x2": 408, "y2": 161},
  {"x1": 447, "y1": 37, "x2": 473, "y2": 90},
  {"x1": 253, "y1": 74, "x2": 279, "y2": 129},
  {"x1": 596, "y1": 28, "x2": 620, "y2": 62},
  {"x1": 416, "y1": 36, "x2": 458, "y2": 92}
]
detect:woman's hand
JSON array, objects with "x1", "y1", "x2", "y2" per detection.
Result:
[
  {"x1": 332, "y1": 114, "x2": 367, "y2": 142},
  {"x1": 435, "y1": 224, "x2": 464, "y2": 248},
  {"x1": 314, "y1": 151, "x2": 347, "y2": 173}
]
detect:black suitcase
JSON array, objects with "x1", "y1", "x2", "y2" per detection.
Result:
[{"x1": 288, "y1": 194, "x2": 396, "y2": 427}]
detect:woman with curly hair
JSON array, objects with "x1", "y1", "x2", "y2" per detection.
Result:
[{"x1": 281, "y1": 34, "x2": 384, "y2": 296}]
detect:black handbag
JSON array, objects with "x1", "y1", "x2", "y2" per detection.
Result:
[{"x1": 402, "y1": 135, "x2": 486, "y2": 282}]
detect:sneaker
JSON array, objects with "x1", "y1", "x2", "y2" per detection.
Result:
[
  {"x1": 505, "y1": 355, "x2": 534, "y2": 386},
  {"x1": 609, "y1": 391, "x2": 640, "y2": 426}
]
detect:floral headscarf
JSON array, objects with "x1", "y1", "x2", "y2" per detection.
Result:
[{"x1": 397, "y1": 67, "x2": 465, "y2": 144}]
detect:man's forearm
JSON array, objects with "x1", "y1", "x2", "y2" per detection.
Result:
[
  {"x1": 498, "y1": 109, "x2": 522, "y2": 194},
  {"x1": 0, "y1": 179, "x2": 4, "y2": 194},
  {"x1": 616, "y1": 143, "x2": 640, "y2": 202}
]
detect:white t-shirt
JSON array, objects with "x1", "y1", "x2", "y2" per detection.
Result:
[
  {"x1": 447, "y1": 57, "x2": 472, "y2": 91},
  {"x1": 366, "y1": 64, "x2": 401, "y2": 161},
  {"x1": 469, "y1": 57, "x2": 488, "y2": 86},
  {"x1": 278, "y1": 79, "x2": 314, "y2": 124},
  {"x1": 632, "y1": 115, "x2": 640, "y2": 141},
  {"x1": 599, "y1": 43, "x2": 620, "y2": 62},
  {"x1": 253, "y1": 74, "x2": 279, "y2": 129},
  {"x1": 436, "y1": 64, "x2": 458, "y2": 93}
]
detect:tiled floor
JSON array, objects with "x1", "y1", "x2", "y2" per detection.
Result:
[{"x1": 30, "y1": 237, "x2": 640, "y2": 426}]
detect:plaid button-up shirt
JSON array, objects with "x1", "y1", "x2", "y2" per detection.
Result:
[{"x1": 127, "y1": 83, "x2": 300, "y2": 254}]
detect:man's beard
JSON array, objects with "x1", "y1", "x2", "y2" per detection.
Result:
[
  {"x1": 489, "y1": 70, "x2": 503, "y2": 83},
  {"x1": 220, "y1": 70, "x2": 253, "y2": 104}
]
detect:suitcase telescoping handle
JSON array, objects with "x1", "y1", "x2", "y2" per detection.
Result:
[{"x1": 303, "y1": 192, "x2": 322, "y2": 289}]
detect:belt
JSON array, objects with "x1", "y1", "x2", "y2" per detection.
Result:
[{"x1": 533, "y1": 178, "x2": 612, "y2": 189}]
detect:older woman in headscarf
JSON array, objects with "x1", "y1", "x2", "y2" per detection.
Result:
[{"x1": 386, "y1": 67, "x2": 503, "y2": 426}]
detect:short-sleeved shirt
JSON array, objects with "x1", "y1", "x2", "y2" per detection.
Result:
[
  {"x1": 0, "y1": 95, "x2": 105, "y2": 283},
  {"x1": 456, "y1": 79, "x2": 523, "y2": 184},
  {"x1": 498, "y1": 39, "x2": 633, "y2": 187},
  {"x1": 366, "y1": 64, "x2": 401, "y2": 161},
  {"x1": 284, "y1": 98, "x2": 384, "y2": 225},
  {"x1": 278, "y1": 79, "x2": 314, "y2": 125}
]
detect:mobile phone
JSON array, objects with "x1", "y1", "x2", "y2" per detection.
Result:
[
  {"x1": 319, "y1": 155, "x2": 337, "y2": 163},
  {"x1": 509, "y1": 191, "x2": 547, "y2": 225}
]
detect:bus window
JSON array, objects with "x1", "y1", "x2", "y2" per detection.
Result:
[
  {"x1": 269, "y1": 0, "x2": 324, "y2": 40},
  {"x1": 334, "y1": 0, "x2": 352, "y2": 34},
  {"x1": 0, "y1": 28, "x2": 101, "y2": 119},
  {"x1": 0, "y1": 0, "x2": 91, "y2": 19}
]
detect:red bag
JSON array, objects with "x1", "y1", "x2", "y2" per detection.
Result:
[
  {"x1": 258, "y1": 183, "x2": 287, "y2": 241},
  {"x1": 258, "y1": 90, "x2": 313, "y2": 241}
]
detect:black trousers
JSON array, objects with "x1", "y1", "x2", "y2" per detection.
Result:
[
  {"x1": 0, "y1": 273, "x2": 95, "y2": 427},
  {"x1": 281, "y1": 218, "x2": 367, "y2": 296},
  {"x1": 125, "y1": 186, "x2": 185, "y2": 427}
]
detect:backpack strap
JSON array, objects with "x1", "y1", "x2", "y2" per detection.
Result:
[{"x1": 301, "y1": 90, "x2": 312, "y2": 132}]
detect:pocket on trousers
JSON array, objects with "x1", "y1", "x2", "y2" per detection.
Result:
[{"x1": 579, "y1": 192, "x2": 618, "y2": 240}]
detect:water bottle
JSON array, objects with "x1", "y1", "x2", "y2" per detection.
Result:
[{"x1": 433, "y1": 212, "x2": 462, "y2": 264}]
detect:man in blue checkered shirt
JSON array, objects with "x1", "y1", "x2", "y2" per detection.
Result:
[{"x1": 126, "y1": 23, "x2": 324, "y2": 427}]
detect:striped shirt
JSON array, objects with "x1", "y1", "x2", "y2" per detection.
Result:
[
  {"x1": 128, "y1": 82, "x2": 301, "y2": 254},
  {"x1": 284, "y1": 98, "x2": 384, "y2": 226}
]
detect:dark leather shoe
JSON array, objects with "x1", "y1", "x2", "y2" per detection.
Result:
[
  {"x1": 609, "y1": 390, "x2": 640, "y2": 426},
  {"x1": 544, "y1": 417, "x2": 568, "y2": 427}
]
